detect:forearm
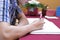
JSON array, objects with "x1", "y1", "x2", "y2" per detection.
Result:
[
  {"x1": 13, "y1": 20, "x2": 43, "y2": 38},
  {"x1": 17, "y1": 13, "x2": 29, "y2": 26},
  {"x1": 3, "y1": 24, "x2": 35, "y2": 39},
  {"x1": 2, "y1": 19, "x2": 44, "y2": 39},
  {"x1": 14, "y1": 1, "x2": 29, "y2": 26},
  {"x1": 18, "y1": 17, "x2": 29, "y2": 26},
  {"x1": 16, "y1": 24, "x2": 35, "y2": 37}
]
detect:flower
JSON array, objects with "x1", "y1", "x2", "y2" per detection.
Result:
[
  {"x1": 28, "y1": 0, "x2": 40, "y2": 4},
  {"x1": 24, "y1": 0, "x2": 46, "y2": 9}
]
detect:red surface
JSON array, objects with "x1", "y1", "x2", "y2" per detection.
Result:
[
  {"x1": 19, "y1": 17, "x2": 60, "y2": 40},
  {"x1": 27, "y1": 7, "x2": 38, "y2": 16},
  {"x1": 46, "y1": 9, "x2": 56, "y2": 16},
  {"x1": 25, "y1": 9, "x2": 56, "y2": 16},
  {"x1": 47, "y1": 17, "x2": 60, "y2": 28},
  {"x1": 26, "y1": 16, "x2": 40, "y2": 18},
  {"x1": 20, "y1": 34, "x2": 60, "y2": 40}
]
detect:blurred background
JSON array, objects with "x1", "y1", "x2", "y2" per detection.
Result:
[{"x1": 19, "y1": 0, "x2": 60, "y2": 14}]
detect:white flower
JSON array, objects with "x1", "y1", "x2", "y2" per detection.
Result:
[{"x1": 28, "y1": 0, "x2": 40, "y2": 4}]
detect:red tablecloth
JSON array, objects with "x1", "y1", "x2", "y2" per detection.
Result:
[
  {"x1": 47, "y1": 17, "x2": 60, "y2": 28},
  {"x1": 20, "y1": 34, "x2": 60, "y2": 40},
  {"x1": 19, "y1": 17, "x2": 60, "y2": 40}
]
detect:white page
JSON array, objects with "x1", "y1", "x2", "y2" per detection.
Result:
[
  {"x1": 27, "y1": 18, "x2": 60, "y2": 34},
  {"x1": 45, "y1": 16, "x2": 58, "y2": 19}
]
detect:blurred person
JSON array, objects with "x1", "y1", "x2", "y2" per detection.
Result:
[{"x1": 0, "y1": 0, "x2": 44, "y2": 40}]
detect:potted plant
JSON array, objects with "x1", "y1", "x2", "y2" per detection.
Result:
[{"x1": 24, "y1": 0, "x2": 47, "y2": 16}]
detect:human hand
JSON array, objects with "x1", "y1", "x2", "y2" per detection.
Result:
[{"x1": 32, "y1": 18, "x2": 45, "y2": 30}]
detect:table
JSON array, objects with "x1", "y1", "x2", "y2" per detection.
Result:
[
  {"x1": 20, "y1": 34, "x2": 60, "y2": 40},
  {"x1": 47, "y1": 17, "x2": 60, "y2": 28},
  {"x1": 19, "y1": 17, "x2": 60, "y2": 40}
]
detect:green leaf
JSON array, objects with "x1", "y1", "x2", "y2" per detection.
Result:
[{"x1": 24, "y1": 3, "x2": 47, "y2": 9}]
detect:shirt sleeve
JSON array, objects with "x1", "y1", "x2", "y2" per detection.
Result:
[
  {"x1": 16, "y1": 6, "x2": 23, "y2": 14},
  {"x1": 13, "y1": 0, "x2": 23, "y2": 14},
  {"x1": 0, "y1": 0, "x2": 10, "y2": 23}
]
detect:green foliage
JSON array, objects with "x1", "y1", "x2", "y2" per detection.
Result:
[{"x1": 24, "y1": 3, "x2": 46, "y2": 9}]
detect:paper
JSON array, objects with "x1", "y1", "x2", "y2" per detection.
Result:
[
  {"x1": 45, "y1": 16, "x2": 58, "y2": 19},
  {"x1": 27, "y1": 18, "x2": 60, "y2": 34}
]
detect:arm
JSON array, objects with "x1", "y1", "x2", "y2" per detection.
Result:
[
  {"x1": 14, "y1": 0, "x2": 29, "y2": 26},
  {"x1": 17, "y1": 13, "x2": 29, "y2": 26},
  {"x1": 1, "y1": 19, "x2": 44, "y2": 40},
  {"x1": 18, "y1": 0, "x2": 29, "y2": 5}
]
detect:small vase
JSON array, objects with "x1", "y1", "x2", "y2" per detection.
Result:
[{"x1": 27, "y1": 7, "x2": 38, "y2": 16}]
